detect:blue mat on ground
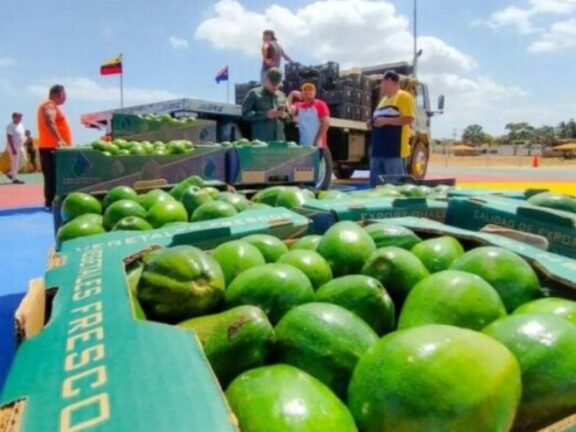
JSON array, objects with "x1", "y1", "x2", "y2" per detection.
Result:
[{"x1": 0, "y1": 207, "x2": 54, "y2": 390}]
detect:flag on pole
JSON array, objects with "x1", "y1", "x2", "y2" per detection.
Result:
[
  {"x1": 100, "y1": 55, "x2": 123, "y2": 76},
  {"x1": 215, "y1": 65, "x2": 229, "y2": 83}
]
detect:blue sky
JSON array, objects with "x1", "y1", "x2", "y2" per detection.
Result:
[{"x1": 1, "y1": 0, "x2": 575, "y2": 145}]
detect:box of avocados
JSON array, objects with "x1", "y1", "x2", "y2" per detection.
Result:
[
  {"x1": 55, "y1": 146, "x2": 227, "y2": 196},
  {"x1": 111, "y1": 114, "x2": 213, "y2": 141},
  {"x1": 446, "y1": 196, "x2": 576, "y2": 259},
  {"x1": 298, "y1": 197, "x2": 448, "y2": 234},
  {"x1": 117, "y1": 120, "x2": 217, "y2": 144},
  {"x1": 226, "y1": 143, "x2": 319, "y2": 186},
  {"x1": 0, "y1": 208, "x2": 309, "y2": 432},
  {"x1": 381, "y1": 216, "x2": 576, "y2": 299}
]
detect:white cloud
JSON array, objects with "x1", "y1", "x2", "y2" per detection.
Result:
[
  {"x1": 195, "y1": 0, "x2": 541, "y2": 137},
  {"x1": 195, "y1": 0, "x2": 474, "y2": 74},
  {"x1": 169, "y1": 36, "x2": 190, "y2": 50},
  {"x1": 529, "y1": 17, "x2": 576, "y2": 52},
  {"x1": 0, "y1": 57, "x2": 15, "y2": 67},
  {"x1": 27, "y1": 77, "x2": 179, "y2": 105},
  {"x1": 482, "y1": 0, "x2": 576, "y2": 50},
  {"x1": 486, "y1": 6, "x2": 537, "y2": 34}
]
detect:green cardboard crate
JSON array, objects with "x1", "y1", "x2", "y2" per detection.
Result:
[
  {"x1": 111, "y1": 114, "x2": 212, "y2": 140},
  {"x1": 298, "y1": 197, "x2": 448, "y2": 234},
  {"x1": 380, "y1": 216, "x2": 576, "y2": 300},
  {"x1": 116, "y1": 119, "x2": 216, "y2": 143},
  {"x1": 446, "y1": 196, "x2": 576, "y2": 259},
  {"x1": 226, "y1": 145, "x2": 319, "y2": 186},
  {"x1": 447, "y1": 187, "x2": 549, "y2": 200},
  {"x1": 0, "y1": 208, "x2": 309, "y2": 431},
  {"x1": 55, "y1": 146, "x2": 226, "y2": 196}
]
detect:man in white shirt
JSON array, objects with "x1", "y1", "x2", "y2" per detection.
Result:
[{"x1": 5, "y1": 112, "x2": 26, "y2": 184}]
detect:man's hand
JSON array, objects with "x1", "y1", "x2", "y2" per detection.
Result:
[
  {"x1": 276, "y1": 109, "x2": 288, "y2": 119},
  {"x1": 373, "y1": 117, "x2": 391, "y2": 127},
  {"x1": 266, "y1": 109, "x2": 279, "y2": 119},
  {"x1": 290, "y1": 90, "x2": 302, "y2": 100},
  {"x1": 56, "y1": 140, "x2": 68, "y2": 148}
]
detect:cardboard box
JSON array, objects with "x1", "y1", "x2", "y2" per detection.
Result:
[
  {"x1": 298, "y1": 197, "x2": 448, "y2": 234},
  {"x1": 55, "y1": 146, "x2": 227, "y2": 196},
  {"x1": 226, "y1": 145, "x2": 319, "y2": 186},
  {"x1": 51, "y1": 179, "x2": 229, "y2": 235},
  {"x1": 118, "y1": 120, "x2": 217, "y2": 144},
  {"x1": 111, "y1": 114, "x2": 216, "y2": 143},
  {"x1": 381, "y1": 216, "x2": 576, "y2": 299},
  {"x1": 447, "y1": 188, "x2": 549, "y2": 201},
  {"x1": 446, "y1": 197, "x2": 576, "y2": 259},
  {"x1": 0, "y1": 208, "x2": 309, "y2": 431}
]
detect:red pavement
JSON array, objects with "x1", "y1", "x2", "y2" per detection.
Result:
[{"x1": 0, "y1": 184, "x2": 43, "y2": 209}]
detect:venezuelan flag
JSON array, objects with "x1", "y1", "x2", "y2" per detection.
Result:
[{"x1": 100, "y1": 55, "x2": 123, "y2": 76}]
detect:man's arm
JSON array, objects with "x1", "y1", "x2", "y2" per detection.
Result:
[
  {"x1": 286, "y1": 91, "x2": 300, "y2": 116},
  {"x1": 242, "y1": 91, "x2": 277, "y2": 122},
  {"x1": 314, "y1": 116, "x2": 330, "y2": 146},
  {"x1": 6, "y1": 126, "x2": 17, "y2": 155},
  {"x1": 43, "y1": 104, "x2": 68, "y2": 146},
  {"x1": 282, "y1": 51, "x2": 294, "y2": 63},
  {"x1": 373, "y1": 92, "x2": 414, "y2": 127}
]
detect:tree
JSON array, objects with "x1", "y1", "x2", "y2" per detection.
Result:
[
  {"x1": 504, "y1": 122, "x2": 535, "y2": 143},
  {"x1": 462, "y1": 124, "x2": 489, "y2": 146},
  {"x1": 534, "y1": 126, "x2": 556, "y2": 146}
]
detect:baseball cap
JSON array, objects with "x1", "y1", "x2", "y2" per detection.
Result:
[
  {"x1": 301, "y1": 82, "x2": 316, "y2": 91},
  {"x1": 266, "y1": 67, "x2": 283, "y2": 85},
  {"x1": 383, "y1": 71, "x2": 400, "y2": 82}
]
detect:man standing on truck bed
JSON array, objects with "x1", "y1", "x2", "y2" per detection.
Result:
[
  {"x1": 242, "y1": 68, "x2": 288, "y2": 142},
  {"x1": 287, "y1": 82, "x2": 330, "y2": 148},
  {"x1": 261, "y1": 30, "x2": 293, "y2": 82},
  {"x1": 369, "y1": 70, "x2": 415, "y2": 187}
]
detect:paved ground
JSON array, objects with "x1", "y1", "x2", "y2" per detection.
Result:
[{"x1": 0, "y1": 165, "x2": 574, "y2": 209}]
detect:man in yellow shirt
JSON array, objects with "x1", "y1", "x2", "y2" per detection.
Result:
[{"x1": 368, "y1": 71, "x2": 415, "y2": 187}]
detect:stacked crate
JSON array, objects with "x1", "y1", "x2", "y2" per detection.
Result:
[{"x1": 235, "y1": 81, "x2": 260, "y2": 105}]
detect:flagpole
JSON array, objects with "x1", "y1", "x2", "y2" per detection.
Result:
[
  {"x1": 120, "y1": 53, "x2": 124, "y2": 109},
  {"x1": 227, "y1": 75, "x2": 230, "y2": 104}
]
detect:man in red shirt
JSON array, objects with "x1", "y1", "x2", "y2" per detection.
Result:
[{"x1": 287, "y1": 82, "x2": 330, "y2": 148}]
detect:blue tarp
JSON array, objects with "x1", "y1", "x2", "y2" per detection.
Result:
[{"x1": 0, "y1": 207, "x2": 54, "y2": 390}]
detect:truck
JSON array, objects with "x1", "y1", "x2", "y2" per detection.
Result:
[{"x1": 80, "y1": 61, "x2": 444, "y2": 190}]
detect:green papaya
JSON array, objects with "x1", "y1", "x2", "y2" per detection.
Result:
[
  {"x1": 315, "y1": 275, "x2": 395, "y2": 335},
  {"x1": 363, "y1": 222, "x2": 422, "y2": 250},
  {"x1": 178, "y1": 306, "x2": 275, "y2": 386},
  {"x1": 274, "y1": 302, "x2": 378, "y2": 398},
  {"x1": 137, "y1": 245, "x2": 225, "y2": 323},
  {"x1": 226, "y1": 364, "x2": 358, "y2": 432},
  {"x1": 527, "y1": 192, "x2": 576, "y2": 214}
]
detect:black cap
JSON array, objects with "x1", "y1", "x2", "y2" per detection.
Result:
[{"x1": 383, "y1": 71, "x2": 400, "y2": 82}]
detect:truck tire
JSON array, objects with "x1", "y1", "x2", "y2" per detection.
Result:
[
  {"x1": 316, "y1": 148, "x2": 333, "y2": 191},
  {"x1": 408, "y1": 142, "x2": 429, "y2": 180},
  {"x1": 333, "y1": 167, "x2": 355, "y2": 180}
]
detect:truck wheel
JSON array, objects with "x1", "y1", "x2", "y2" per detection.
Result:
[
  {"x1": 333, "y1": 167, "x2": 355, "y2": 180},
  {"x1": 408, "y1": 142, "x2": 429, "y2": 180},
  {"x1": 316, "y1": 148, "x2": 333, "y2": 191}
]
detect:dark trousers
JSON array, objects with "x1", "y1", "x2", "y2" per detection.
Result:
[{"x1": 39, "y1": 149, "x2": 56, "y2": 207}]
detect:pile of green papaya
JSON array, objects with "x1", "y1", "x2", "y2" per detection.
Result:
[
  {"x1": 56, "y1": 176, "x2": 265, "y2": 249},
  {"x1": 127, "y1": 220, "x2": 576, "y2": 432},
  {"x1": 90, "y1": 138, "x2": 197, "y2": 156}
]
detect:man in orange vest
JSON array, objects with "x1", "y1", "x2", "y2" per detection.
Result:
[{"x1": 37, "y1": 84, "x2": 72, "y2": 209}]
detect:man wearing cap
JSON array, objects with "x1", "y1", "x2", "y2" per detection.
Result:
[
  {"x1": 368, "y1": 70, "x2": 415, "y2": 187},
  {"x1": 242, "y1": 67, "x2": 288, "y2": 142},
  {"x1": 5, "y1": 112, "x2": 26, "y2": 184},
  {"x1": 287, "y1": 82, "x2": 330, "y2": 148}
]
